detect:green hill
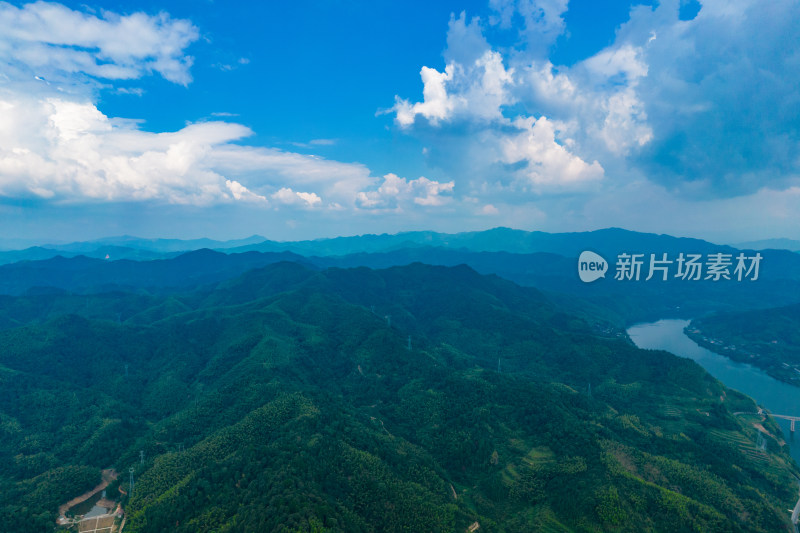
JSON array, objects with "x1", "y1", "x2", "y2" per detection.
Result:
[{"x1": 0, "y1": 262, "x2": 796, "y2": 532}]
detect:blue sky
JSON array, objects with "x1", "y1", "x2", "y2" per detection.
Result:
[{"x1": 0, "y1": 0, "x2": 798, "y2": 245}]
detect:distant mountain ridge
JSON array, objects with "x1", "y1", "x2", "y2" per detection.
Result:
[
  {"x1": 48, "y1": 233, "x2": 268, "y2": 253},
  {"x1": 0, "y1": 250, "x2": 313, "y2": 295},
  {"x1": 0, "y1": 235, "x2": 267, "y2": 266},
  {"x1": 0, "y1": 227, "x2": 758, "y2": 266},
  {"x1": 225, "y1": 226, "x2": 743, "y2": 257},
  {"x1": 734, "y1": 238, "x2": 800, "y2": 252},
  {"x1": 1, "y1": 227, "x2": 799, "y2": 323}
]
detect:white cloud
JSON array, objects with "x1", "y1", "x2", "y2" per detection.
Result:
[
  {"x1": 0, "y1": 93, "x2": 383, "y2": 207},
  {"x1": 0, "y1": 2, "x2": 198, "y2": 87},
  {"x1": 226, "y1": 180, "x2": 266, "y2": 203},
  {"x1": 582, "y1": 44, "x2": 648, "y2": 82},
  {"x1": 391, "y1": 13, "x2": 515, "y2": 128},
  {"x1": 355, "y1": 174, "x2": 454, "y2": 210},
  {"x1": 387, "y1": 0, "x2": 799, "y2": 210},
  {"x1": 206, "y1": 145, "x2": 374, "y2": 202},
  {"x1": 392, "y1": 50, "x2": 514, "y2": 127},
  {"x1": 0, "y1": 2, "x2": 397, "y2": 212},
  {"x1": 393, "y1": 64, "x2": 458, "y2": 127},
  {"x1": 389, "y1": 7, "x2": 636, "y2": 198},
  {"x1": 0, "y1": 95, "x2": 245, "y2": 204},
  {"x1": 598, "y1": 88, "x2": 653, "y2": 154},
  {"x1": 489, "y1": 0, "x2": 569, "y2": 56},
  {"x1": 517, "y1": 61, "x2": 577, "y2": 110},
  {"x1": 500, "y1": 116, "x2": 604, "y2": 188},
  {"x1": 2, "y1": 0, "x2": 797, "y2": 241},
  {"x1": 388, "y1": 0, "x2": 735, "y2": 203},
  {"x1": 271, "y1": 187, "x2": 322, "y2": 207}
]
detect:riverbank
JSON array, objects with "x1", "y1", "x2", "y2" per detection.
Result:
[
  {"x1": 628, "y1": 319, "x2": 800, "y2": 466},
  {"x1": 684, "y1": 324, "x2": 800, "y2": 387},
  {"x1": 683, "y1": 303, "x2": 800, "y2": 388}
]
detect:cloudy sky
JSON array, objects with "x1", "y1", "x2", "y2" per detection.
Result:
[{"x1": 0, "y1": 0, "x2": 798, "y2": 244}]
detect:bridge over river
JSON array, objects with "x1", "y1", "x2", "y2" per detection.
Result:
[{"x1": 769, "y1": 414, "x2": 800, "y2": 432}]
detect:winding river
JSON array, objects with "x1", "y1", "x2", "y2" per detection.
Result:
[{"x1": 628, "y1": 318, "x2": 800, "y2": 464}]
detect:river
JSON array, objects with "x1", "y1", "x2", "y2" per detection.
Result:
[{"x1": 628, "y1": 318, "x2": 800, "y2": 464}]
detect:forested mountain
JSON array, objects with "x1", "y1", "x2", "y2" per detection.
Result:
[{"x1": 0, "y1": 262, "x2": 796, "y2": 532}]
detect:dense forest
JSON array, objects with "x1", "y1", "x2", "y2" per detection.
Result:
[{"x1": 0, "y1": 261, "x2": 797, "y2": 531}]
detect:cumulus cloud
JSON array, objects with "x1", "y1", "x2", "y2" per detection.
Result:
[
  {"x1": 0, "y1": 93, "x2": 390, "y2": 207},
  {"x1": 0, "y1": 95, "x2": 257, "y2": 204},
  {"x1": 393, "y1": 64, "x2": 458, "y2": 127},
  {"x1": 500, "y1": 116, "x2": 604, "y2": 188},
  {"x1": 0, "y1": 87, "x2": 453, "y2": 210},
  {"x1": 390, "y1": 0, "x2": 800, "y2": 208},
  {"x1": 226, "y1": 180, "x2": 266, "y2": 203},
  {"x1": 392, "y1": 14, "x2": 514, "y2": 127},
  {"x1": 271, "y1": 187, "x2": 322, "y2": 208},
  {"x1": 390, "y1": 11, "x2": 605, "y2": 194},
  {"x1": 355, "y1": 174, "x2": 455, "y2": 211}
]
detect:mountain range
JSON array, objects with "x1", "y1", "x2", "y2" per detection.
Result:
[
  {"x1": 1, "y1": 228, "x2": 799, "y2": 532},
  {"x1": 1, "y1": 260, "x2": 797, "y2": 532}
]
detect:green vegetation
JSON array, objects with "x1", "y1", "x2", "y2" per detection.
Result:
[
  {"x1": 0, "y1": 262, "x2": 797, "y2": 532},
  {"x1": 688, "y1": 303, "x2": 800, "y2": 385}
]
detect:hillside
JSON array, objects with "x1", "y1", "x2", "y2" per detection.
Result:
[{"x1": 0, "y1": 262, "x2": 796, "y2": 532}]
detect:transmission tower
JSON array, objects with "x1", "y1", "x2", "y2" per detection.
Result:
[
  {"x1": 407, "y1": 335, "x2": 412, "y2": 351},
  {"x1": 128, "y1": 467, "x2": 134, "y2": 496},
  {"x1": 140, "y1": 450, "x2": 145, "y2": 466}
]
